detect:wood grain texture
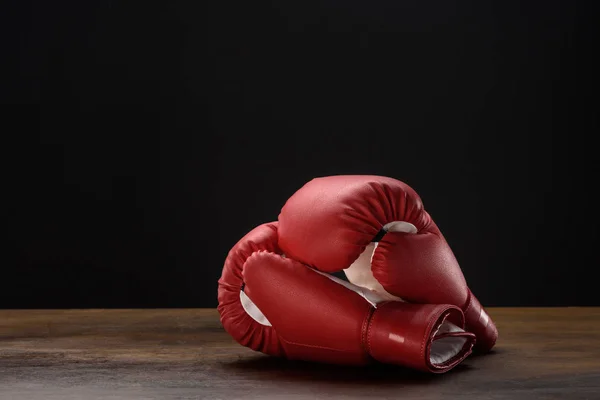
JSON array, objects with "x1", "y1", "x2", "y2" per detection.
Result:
[{"x1": 1, "y1": 308, "x2": 599, "y2": 400}]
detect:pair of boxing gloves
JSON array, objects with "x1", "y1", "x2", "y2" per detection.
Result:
[{"x1": 218, "y1": 175, "x2": 498, "y2": 373}]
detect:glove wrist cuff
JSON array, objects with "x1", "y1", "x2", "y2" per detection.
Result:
[{"x1": 366, "y1": 303, "x2": 476, "y2": 373}]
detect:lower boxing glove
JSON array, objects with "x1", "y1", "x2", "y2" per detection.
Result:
[{"x1": 217, "y1": 222, "x2": 476, "y2": 373}]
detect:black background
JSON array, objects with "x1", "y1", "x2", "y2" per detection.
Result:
[{"x1": 2, "y1": 1, "x2": 598, "y2": 309}]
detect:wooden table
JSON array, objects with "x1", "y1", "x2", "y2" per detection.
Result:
[{"x1": 1, "y1": 308, "x2": 599, "y2": 399}]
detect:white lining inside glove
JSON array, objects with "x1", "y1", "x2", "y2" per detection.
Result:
[
  {"x1": 240, "y1": 290, "x2": 272, "y2": 326},
  {"x1": 430, "y1": 321, "x2": 468, "y2": 366}
]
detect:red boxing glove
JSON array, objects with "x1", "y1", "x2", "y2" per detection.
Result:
[
  {"x1": 217, "y1": 222, "x2": 476, "y2": 373},
  {"x1": 277, "y1": 175, "x2": 498, "y2": 352}
]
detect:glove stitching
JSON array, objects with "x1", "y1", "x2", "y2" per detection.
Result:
[
  {"x1": 217, "y1": 280, "x2": 239, "y2": 290},
  {"x1": 464, "y1": 290, "x2": 474, "y2": 315},
  {"x1": 362, "y1": 307, "x2": 376, "y2": 356},
  {"x1": 279, "y1": 337, "x2": 355, "y2": 353}
]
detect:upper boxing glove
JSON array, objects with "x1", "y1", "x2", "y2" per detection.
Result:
[
  {"x1": 217, "y1": 222, "x2": 476, "y2": 373},
  {"x1": 277, "y1": 175, "x2": 498, "y2": 352}
]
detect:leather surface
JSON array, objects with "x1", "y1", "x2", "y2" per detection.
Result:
[{"x1": 277, "y1": 175, "x2": 498, "y2": 352}]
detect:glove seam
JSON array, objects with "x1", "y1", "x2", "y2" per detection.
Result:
[
  {"x1": 279, "y1": 337, "x2": 356, "y2": 353},
  {"x1": 217, "y1": 280, "x2": 239, "y2": 290},
  {"x1": 463, "y1": 290, "x2": 474, "y2": 315},
  {"x1": 362, "y1": 306, "x2": 376, "y2": 357}
]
